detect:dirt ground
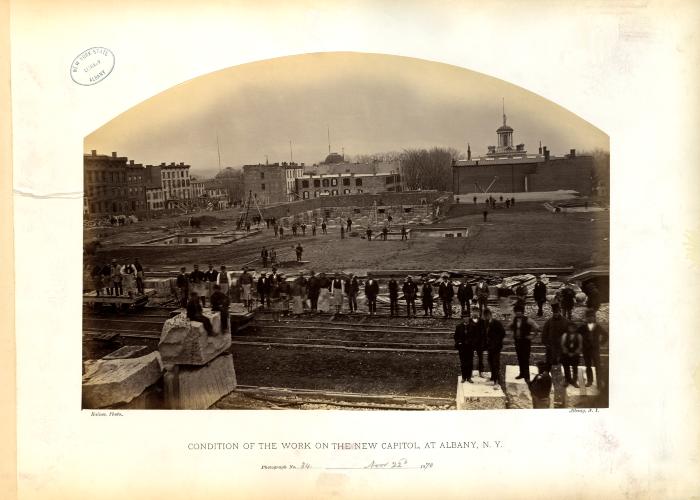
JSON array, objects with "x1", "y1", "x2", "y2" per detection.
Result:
[{"x1": 86, "y1": 201, "x2": 609, "y2": 272}]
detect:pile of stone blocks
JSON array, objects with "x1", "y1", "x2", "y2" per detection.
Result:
[
  {"x1": 159, "y1": 310, "x2": 237, "y2": 409},
  {"x1": 455, "y1": 372, "x2": 506, "y2": 410},
  {"x1": 82, "y1": 351, "x2": 164, "y2": 408}
]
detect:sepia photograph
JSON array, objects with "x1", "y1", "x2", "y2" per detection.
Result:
[{"x1": 81, "y1": 52, "x2": 610, "y2": 411}]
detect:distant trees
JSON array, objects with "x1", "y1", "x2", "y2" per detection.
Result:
[
  {"x1": 399, "y1": 147, "x2": 460, "y2": 191},
  {"x1": 353, "y1": 147, "x2": 461, "y2": 192},
  {"x1": 214, "y1": 167, "x2": 245, "y2": 205},
  {"x1": 581, "y1": 149, "x2": 610, "y2": 201}
]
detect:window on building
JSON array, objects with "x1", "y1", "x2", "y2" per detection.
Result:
[
  {"x1": 343, "y1": 189, "x2": 350, "y2": 194},
  {"x1": 355, "y1": 178, "x2": 362, "y2": 186},
  {"x1": 331, "y1": 178, "x2": 338, "y2": 186},
  {"x1": 342, "y1": 178, "x2": 350, "y2": 186},
  {"x1": 314, "y1": 191, "x2": 319, "y2": 198},
  {"x1": 331, "y1": 190, "x2": 338, "y2": 196},
  {"x1": 404, "y1": 207, "x2": 412, "y2": 213},
  {"x1": 378, "y1": 208, "x2": 386, "y2": 214},
  {"x1": 302, "y1": 180, "x2": 309, "y2": 188},
  {"x1": 357, "y1": 189, "x2": 363, "y2": 194},
  {"x1": 261, "y1": 183, "x2": 265, "y2": 190},
  {"x1": 260, "y1": 172, "x2": 265, "y2": 179},
  {"x1": 386, "y1": 176, "x2": 394, "y2": 184},
  {"x1": 303, "y1": 191, "x2": 310, "y2": 199},
  {"x1": 313, "y1": 179, "x2": 320, "y2": 188},
  {"x1": 322, "y1": 179, "x2": 330, "y2": 187}
]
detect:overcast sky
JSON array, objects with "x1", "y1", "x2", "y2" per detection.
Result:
[{"x1": 85, "y1": 52, "x2": 608, "y2": 177}]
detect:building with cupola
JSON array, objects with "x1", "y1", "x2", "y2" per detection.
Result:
[{"x1": 452, "y1": 105, "x2": 594, "y2": 195}]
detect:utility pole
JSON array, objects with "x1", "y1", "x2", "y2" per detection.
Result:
[
  {"x1": 289, "y1": 140, "x2": 293, "y2": 164},
  {"x1": 327, "y1": 126, "x2": 331, "y2": 154},
  {"x1": 216, "y1": 134, "x2": 222, "y2": 173}
]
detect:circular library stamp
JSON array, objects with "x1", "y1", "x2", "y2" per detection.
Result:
[{"x1": 70, "y1": 47, "x2": 115, "y2": 86}]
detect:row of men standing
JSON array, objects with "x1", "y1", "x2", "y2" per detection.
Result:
[{"x1": 454, "y1": 303, "x2": 608, "y2": 396}]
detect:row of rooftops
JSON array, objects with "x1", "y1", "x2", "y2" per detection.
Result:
[{"x1": 85, "y1": 150, "x2": 190, "y2": 169}]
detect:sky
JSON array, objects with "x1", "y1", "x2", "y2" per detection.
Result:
[{"x1": 85, "y1": 52, "x2": 609, "y2": 178}]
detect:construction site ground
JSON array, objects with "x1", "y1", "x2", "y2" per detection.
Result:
[{"x1": 86, "y1": 201, "x2": 609, "y2": 272}]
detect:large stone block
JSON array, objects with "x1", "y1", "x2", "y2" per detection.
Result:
[
  {"x1": 172, "y1": 353, "x2": 237, "y2": 409},
  {"x1": 159, "y1": 311, "x2": 230, "y2": 366},
  {"x1": 504, "y1": 365, "x2": 541, "y2": 409},
  {"x1": 144, "y1": 277, "x2": 175, "y2": 296},
  {"x1": 82, "y1": 352, "x2": 163, "y2": 408},
  {"x1": 565, "y1": 367, "x2": 600, "y2": 408},
  {"x1": 455, "y1": 373, "x2": 506, "y2": 410},
  {"x1": 103, "y1": 345, "x2": 149, "y2": 360}
]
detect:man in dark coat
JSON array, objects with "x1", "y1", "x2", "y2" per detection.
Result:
[
  {"x1": 257, "y1": 272, "x2": 271, "y2": 309},
  {"x1": 457, "y1": 279, "x2": 473, "y2": 317},
  {"x1": 186, "y1": 292, "x2": 213, "y2": 335},
  {"x1": 561, "y1": 322, "x2": 583, "y2": 387},
  {"x1": 438, "y1": 276, "x2": 454, "y2": 318},
  {"x1": 454, "y1": 311, "x2": 484, "y2": 383},
  {"x1": 483, "y1": 308, "x2": 505, "y2": 386},
  {"x1": 295, "y1": 243, "x2": 303, "y2": 262},
  {"x1": 541, "y1": 303, "x2": 568, "y2": 406},
  {"x1": 365, "y1": 277, "x2": 379, "y2": 316},
  {"x1": 560, "y1": 282, "x2": 576, "y2": 320},
  {"x1": 533, "y1": 275, "x2": 547, "y2": 317},
  {"x1": 510, "y1": 303, "x2": 539, "y2": 381},
  {"x1": 402, "y1": 276, "x2": 418, "y2": 317},
  {"x1": 387, "y1": 278, "x2": 399, "y2": 317},
  {"x1": 176, "y1": 266, "x2": 189, "y2": 307},
  {"x1": 401, "y1": 225, "x2": 408, "y2": 241},
  {"x1": 345, "y1": 274, "x2": 359, "y2": 313},
  {"x1": 579, "y1": 308, "x2": 609, "y2": 389},
  {"x1": 346, "y1": 218, "x2": 352, "y2": 232},
  {"x1": 134, "y1": 258, "x2": 145, "y2": 294},
  {"x1": 307, "y1": 271, "x2": 320, "y2": 311},
  {"x1": 585, "y1": 284, "x2": 601, "y2": 311},
  {"x1": 475, "y1": 279, "x2": 490, "y2": 317},
  {"x1": 189, "y1": 264, "x2": 207, "y2": 306},
  {"x1": 421, "y1": 278, "x2": 434, "y2": 317},
  {"x1": 210, "y1": 284, "x2": 230, "y2": 332},
  {"x1": 261, "y1": 246, "x2": 269, "y2": 268}
]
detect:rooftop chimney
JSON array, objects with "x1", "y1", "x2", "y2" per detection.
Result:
[
  {"x1": 570, "y1": 149, "x2": 576, "y2": 157},
  {"x1": 91, "y1": 150, "x2": 96, "y2": 156},
  {"x1": 129, "y1": 160, "x2": 134, "y2": 165},
  {"x1": 111, "y1": 152, "x2": 117, "y2": 157}
]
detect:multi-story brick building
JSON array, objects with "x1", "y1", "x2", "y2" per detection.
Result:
[
  {"x1": 242, "y1": 162, "x2": 305, "y2": 205},
  {"x1": 145, "y1": 187, "x2": 166, "y2": 212},
  {"x1": 84, "y1": 150, "x2": 145, "y2": 218},
  {"x1": 295, "y1": 172, "x2": 401, "y2": 199},
  {"x1": 144, "y1": 162, "x2": 192, "y2": 209}
]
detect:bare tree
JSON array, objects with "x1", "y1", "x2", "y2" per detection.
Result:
[{"x1": 400, "y1": 147, "x2": 460, "y2": 191}]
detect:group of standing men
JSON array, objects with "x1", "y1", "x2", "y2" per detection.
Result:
[
  {"x1": 90, "y1": 258, "x2": 145, "y2": 297},
  {"x1": 454, "y1": 301, "x2": 608, "y2": 405}
]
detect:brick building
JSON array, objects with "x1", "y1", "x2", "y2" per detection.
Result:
[
  {"x1": 452, "y1": 113, "x2": 594, "y2": 195},
  {"x1": 242, "y1": 162, "x2": 305, "y2": 205},
  {"x1": 84, "y1": 150, "x2": 147, "y2": 218},
  {"x1": 295, "y1": 172, "x2": 401, "y2": 199}
]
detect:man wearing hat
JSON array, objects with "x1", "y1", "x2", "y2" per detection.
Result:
[
  {"x1": 345, "y1": 273, "x2": 359, "y2": 313},
  {"x1": 307, "y1": 271, "x2": 320, "y2": 311},
  {"x1": 457, "y1": 278, "x2": 473, "y2": 317},
  {"x1": 387, "y1": 277, "x2": 399, "y2": 317},
  {"x1": 483, "y1": 308, "x2": 505, "y2": 387},
  {"x1": 257, "y1": 272, "x2": 271, "y2": 309},
  {"x1": 454, "y1": 310, "x2": 483, "y2": 383},
  {"x1": 579, "y1": 308, "x2": 608, "y2": 389},
  {"x1": 542, "y1": 303, "x2": 569, "y2": 406},
  {"x1": 438, "y1": 275, "x2": 454, "y2": 319},
  {"x1": 421, "y1": 276, "x2": 434, "y2": 317},
  {"x1": 365, "y1": 277, "x2": 379, "y2": 316},
  {"x1": 239, "y1": 267, "x2": 254, "y2": 311},
  {"x1": 175, "y1": 266, "x2": 189, "y2": 307},
  {"x1": 533, "y1": 275, "x2": 548, "y2": 317},
  {"x1": 402, "y1": 276, "x2": 418, "y2": 317},
  {"x1": 510, "y1": 303, "x2": 539, "y2": 381},
  {"x1": 110, "y1": 259, "x2": 123, "y2": 296},
  {"x1": 475, "y1": 279, "x2": 490, "y2": 317}
]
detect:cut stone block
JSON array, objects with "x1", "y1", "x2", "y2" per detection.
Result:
[
  {"x1": 565, "y1": 367, "x2": 600, "y2": 408},
  {"x1": 504, "y1": 365, "x2": 541, "y2": 409},
  {"x1": 175, "y1": 353, "x2": 237, "y2": 409},
  {"x1": 455, "y1": 372, "x2": 506, "y2": 410},
  {"x1": 144, "y1": 277, "x2": 175, "y2": 296},
  {"x1": 82, "y1": 352, "x2": 163, "y2": 408},
  {"x1": 103, "y1": 345, "x2": 149, "y2": 360},
  {"x1": 159, "y1": 311, "x2": 229, "y2": 366}
]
